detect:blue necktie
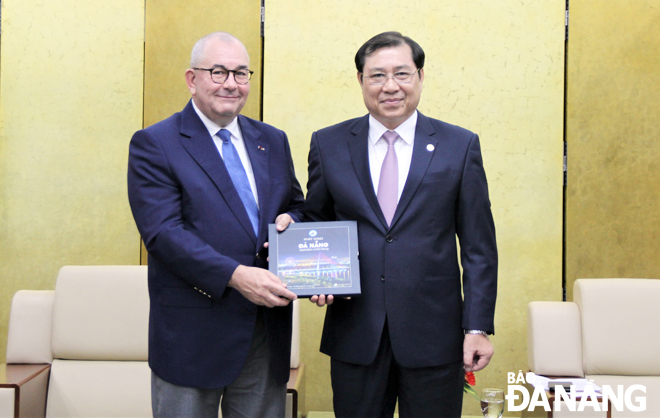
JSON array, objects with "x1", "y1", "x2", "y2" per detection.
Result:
[{"x1": 218, "y1": 129, "x2": 259, "y2": 237}]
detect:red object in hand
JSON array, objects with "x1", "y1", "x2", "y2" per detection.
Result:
[
  {"x1": 463, "y1": 371, "x2": 479, "y2": 401},
  {"x1": 465, "y1": 371, "x2": 476, "y2": 386}
]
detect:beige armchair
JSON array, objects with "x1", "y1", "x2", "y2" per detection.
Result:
[
  {"x1": 1, "y1": 290, "x2": 54, "y2": 418},
  {"x1": 527, "y1": 278, "x2": 660, "y2": 417},
  {"x1": 1, "y1": 266, "x2": 304, "y2": 418}
]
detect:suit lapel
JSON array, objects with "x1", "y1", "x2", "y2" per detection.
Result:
[
  {"x1": 238, "y1": 115, "x2": 269, "y2": 243},
  {"x1": 179, "y1": 102, "x2": 257, "y2": 244},
  {"x1": 348, "y1": 115, "x2": 390, "y2": 229},
  {"x1": 390, "y1": 112, "x2": 437, "y2": 228}
]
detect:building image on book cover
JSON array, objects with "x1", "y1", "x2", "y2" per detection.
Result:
[
  {"x1": 275, "y1": 225, "x2": 353, "y2": 291},
  {"x1": 269, "y1": 221, "x2": 361, "y2": 297}
]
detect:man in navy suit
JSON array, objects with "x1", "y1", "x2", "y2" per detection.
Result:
[
  {"x1": 127, "y1": 32, "x2": 303, "y2": 418},
  {"x1": 305, "y1": 31, "x2": 498, "y2": 417}
]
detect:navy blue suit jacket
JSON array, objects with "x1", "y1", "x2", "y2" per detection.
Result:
[
  {"x1": 304, "y1": 112, "x2": 497, "y2": 368},
  {"x1": 127, "y1": 100, "x2": 304, "y2": 388}
]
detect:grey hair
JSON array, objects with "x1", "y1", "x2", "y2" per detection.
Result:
[{"x1": 190, "y1": 32, "x2": 248, "y2": 68}]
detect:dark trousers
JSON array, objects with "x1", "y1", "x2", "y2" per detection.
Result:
[{"x1": 331, "y1": 323, "x2": 464, "y2": 418}]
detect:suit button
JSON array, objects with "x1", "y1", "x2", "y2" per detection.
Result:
[
  {"x1": 386, "y1": 235, "x2": 394, "y2": 243},
  {"x1": 255, "y1": 253, "x2": 261, "y2": 259},
  {"x1": 381, "y1": 275, "x2": 385, "y2": 282}
]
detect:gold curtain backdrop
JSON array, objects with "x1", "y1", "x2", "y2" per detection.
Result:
[{"x1": 0, "y1": 0, "x2": 145, "y2": 362}]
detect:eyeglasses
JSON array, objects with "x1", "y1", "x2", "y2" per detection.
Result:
[
  {"x1": 361, "y1": 68, "x2": 421, "y2": 85},
  {"x1": 193, "y1": 67, "x2": 254, "y2": 85}
]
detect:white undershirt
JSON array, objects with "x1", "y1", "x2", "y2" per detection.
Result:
[
  {"x1": 368, "y1": 111, "x2": 417, "y2": 202},
  {"x1": 192, "y1": 101, "x2": 259, "y2": 207}
]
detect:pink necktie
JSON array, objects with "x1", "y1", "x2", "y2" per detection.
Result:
[{"x1": 377, "y1": 131, "x2": 399, "y2": 227}]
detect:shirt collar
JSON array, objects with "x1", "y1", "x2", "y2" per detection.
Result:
[
  {"x1": 368, "y1": 111, "x2": 418, "y2": 146},
  {"x1": 191, "y1": 100, "x2": 240, "y2": 139}
]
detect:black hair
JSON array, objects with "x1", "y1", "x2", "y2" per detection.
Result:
[{"x1": 354, "y1": 31, "x2": 425, "y2": 73}]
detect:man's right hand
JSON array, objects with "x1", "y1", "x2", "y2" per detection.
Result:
[
  {"x1": 228, "y1": 265, "x2": 297, "y2": 307},
  {"x1": 309, "y1": 293, "x2": 358, "y2": 307},
  {"x1": 310, "y1": 294, "x2": 353, "y2": 306},
  {"x1": 310, "y1": 294, "x2": 334, "y2": 307}
]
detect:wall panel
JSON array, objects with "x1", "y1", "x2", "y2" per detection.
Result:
[
  {"x1": 0, "y1": 0, "x2": 145, "y2": 361},
  {"x1": 264, "y1": 1, "x2": 565, "y2": 414},
  {"x1": 565, "y1": 0, "x2": 660, "y2": 300}
]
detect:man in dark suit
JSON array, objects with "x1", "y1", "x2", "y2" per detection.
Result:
[
  {"x1": 305, "y1": 31, "x2": 498, "y2": 417},
  {"x1": 127, "y1": 32, "x2": 303, "y2": 418}
]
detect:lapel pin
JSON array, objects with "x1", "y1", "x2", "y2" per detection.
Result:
[
  {"x1": 426, "y1": 144, "x2": 435, "y2": 152},
  {"x1": 258, "y1": 146, "x2": 266, "y2": 151}
]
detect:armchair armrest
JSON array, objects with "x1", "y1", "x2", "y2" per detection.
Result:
[
  {"x1": 0, "y1": 363, "x2": 50, "y2": 418},
  {"x1": 527, "y1": 301, "x2": 584, "y2": 377},
  {"x1": 287, "y1": 363, "x2": 305, "y2": 418},
  {"x1": 6, "y1": 290, "x2": 55, "y2": 364}
]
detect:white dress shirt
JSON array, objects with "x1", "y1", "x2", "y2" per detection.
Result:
[
  {"x1": 368, "y1": 111, "x2": 418, "y2": 202},
  {"x1": 192, "y1": 101, "x2": 259, "y2": 208}
]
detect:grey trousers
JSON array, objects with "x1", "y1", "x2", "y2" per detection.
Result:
[{"x1": 151, "y1": 313, "x2": 287, "y2": 418}]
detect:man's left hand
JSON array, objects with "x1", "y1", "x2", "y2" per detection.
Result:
[
  {"x1": 263, "y1": 213, "x2": 295, "y2": 255},
  {"x1": 264, "y1": 213, "x2": 296, "y2": 261},
  {"x1": 274, "y1": 213, "x2": 295, "y2": 231},
  {"x1": 463, "y1": 334, "x2": 494, "y2": 372}
]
